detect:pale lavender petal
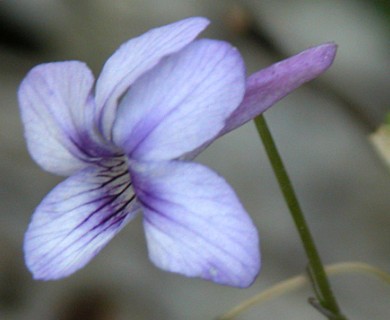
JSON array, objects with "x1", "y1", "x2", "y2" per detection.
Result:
[
  {"x1": 113, "y1": 39, "x2": 245, "y2": 161},
  {"x1": 222, "y1": 43, "x2": 337, "y2": 134},
  {"x1": 18, "y1": 62, "x2": 116, "y2": 176},
  {"x1": 24, "y1": 158, "x2": 139, "y2": 280},
  {"x1": 95, "y1": 17, "x2": 209, "y2": 139},
  {"x1": 131, "y1": 160, "x2": 260, "y2": 287}
]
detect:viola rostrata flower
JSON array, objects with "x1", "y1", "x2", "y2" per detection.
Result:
[{"x1": 18, "y1": 17, "x2": 336, "y2": 287}]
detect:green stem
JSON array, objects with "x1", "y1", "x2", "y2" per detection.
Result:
[{"x1": 254, "y1": 114, "x2": 347, "y2": 320}]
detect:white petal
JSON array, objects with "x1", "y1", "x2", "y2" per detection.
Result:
[
  {"x1": 131, "y1": 160, "x2": 260, "y2": 287},
  {"x1": 18, "y1": 61, "x2": 115, "y2": 176},
  {"x1": 113, "y1": 39, "x2": 245, "y2": 161},
  {"x1": 24, "y1": 158, "x2": 139, "y2": 280},
  {"x1": 95, "y1": 17, "x2": 209, "y2": 138}
]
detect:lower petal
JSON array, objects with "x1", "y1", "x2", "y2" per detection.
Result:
[
  {"x1": 131, "y1": 160, "x2": 260, "y2": 287},
  {"x1": 24, "y1": 158, "x2": 139, "y2": 280}
]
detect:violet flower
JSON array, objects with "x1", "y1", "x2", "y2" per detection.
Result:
[{"x1": 18, "y1": 17, "x2": 336, "y2": 287}]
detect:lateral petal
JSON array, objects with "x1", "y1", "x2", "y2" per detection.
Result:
[
  {"x1": 222, "y1": 43, "x2": 337, "y2": 133},
  {"x1": 95, "y1": 17, "x2": 209, "y2": 138},
  {"x1": 24, "y1": 158, "x2": 139, "y2": 280},
  {"x1": 131, "y1": 161, "x2": 260, "y2": 287},
  {"x1": 113, "y1": 39, "x2": 245, "y2": 161},
  {"x1": 18, "y1": 61, "x2": 115, "y2": 176}
]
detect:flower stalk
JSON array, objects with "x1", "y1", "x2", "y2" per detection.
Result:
[{"x1": 254, "y1": 114, "x2": 347, "y2": 320}]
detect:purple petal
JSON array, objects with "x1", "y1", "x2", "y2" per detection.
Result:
[
  {"x1": 222, "y1": 43, "x2": 337, "y2": 134},
  {"x1": 113, "y1": 39, "x2": 245, "y2": 161},
  {"x1": 24, "y1": 158, "x2": 139, "y2": 280},
  {"x1": 131, "y1": 160, "x2": 260, "y2": 287},
  {"x1": 18, "y1": 62, "x2": 115, "y2": 176},
  {"x1": 95, "y1": 17, "x2": 209, "y2": 139}
]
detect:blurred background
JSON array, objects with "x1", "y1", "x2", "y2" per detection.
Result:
[{"x1": 0, "y1": 0, "x2": 389, "y2": 319}]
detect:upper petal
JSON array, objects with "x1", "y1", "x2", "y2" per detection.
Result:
[
  {"x1": 222, "y1": 43, "x2": 337, "y2": 134},
  {"x1": 131, "y1": 160, "x2": 260, "y2": 287},
  {"x1": 18, "y1": 61, "x2": 115, "y2": 176},
  {"x1": 24, "y1": 158, "x2": 139, "y2": 280},
  {"x1": 113, "y1": 39, "x2": 245, "y2": 161},
  {"x1": 95, "y1": 17, "x2": 209, "y2": 139}
]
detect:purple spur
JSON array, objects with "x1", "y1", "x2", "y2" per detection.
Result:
[{"x1": 18, "y1": 17, "x2": 336, "y2": 287}]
